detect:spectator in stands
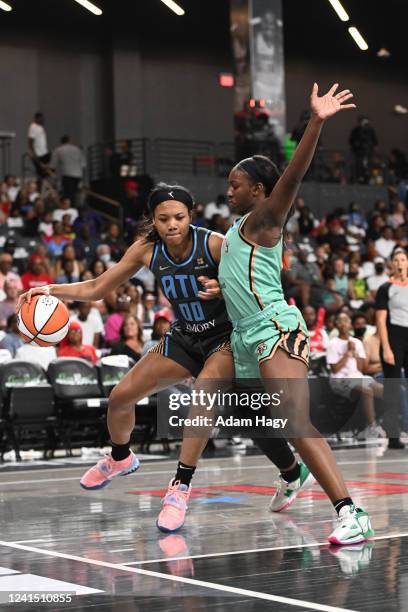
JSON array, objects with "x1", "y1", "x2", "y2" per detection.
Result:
[
  {"x1": 73, "y1": 225, "x2": 99, "y2": 266},
  {"x1": 91, "y1": 259, "x2": 108, "y2": 277},
  {"x1": 95, "y1": 244, "x2": 115, "y2": 269},
  {"x1": 303, "y1": 305, "x2": 329, "y2": 353},
  {"x1": 389, "y1": 201, "x2": 406, "y2": 228},
  {"x1": 366, "y1": 212, "x2": 384, "y2": 242},
  {"x1": 204, "y1": 194, "x2": 231, "y2": 223},
  {"x1": 50, "y1": 135, "x2": 85, "y2": 203},
  {"x1": 124, "y1": 283, "x2": 144, "y2": 321},
  {"x1": 142, "y1": 310, "x2": 172, "y2": 354},
  {"x1": 103, "y1": 222, "x2": 126, "y2": 262},
  {"x1": 26, "y1": 179, "x2": 40, "y2": 203},
  {"x1": 58, "y1": 320, "x2": 97, "y2": 364},
  {"x1": 298, "y1": 205, "x2": 316, "y2": 236},
  {"x1": 349, "y1": 115, "x2": 378, "y2": 184},
  {"x1": 352, "y1": 311, "x2": 375, "y2": 341},
  {"x1": 367, "y1": 256, "x2": 389, "y2": 298},
  {"x1": 45, "y1": 221, "x2": 72, "y2": 258},
  {"x1": 16, "y1": 343, "x2": 57, "y2": 370},
  {"x1": 346, "y1": 215, "x2": 366, "y2": 252},
  {"x1": 326, "y1": 313, "x2": 384, "y2": 440},
  {"x1": 0, "y1": 279, "x2": 19, "y2": 328},
  {"x1": 375, "y1": 226, "x2": 396, "y2": 260},
  {"x1": 0, "y1": 314, "x2": 24, "y2": 357},
  {"x1": 52, "y1": 196, "x2": 79, "y2": 225},
  {"x1": 395, "y1": 226, "x2": 408, "y2": 251},
  {"x1": 122, "y1": 180, "x2": 145, "y2": 222},
  {"x1": 332, "y1": 256, "x2": 348, "y2": 300},
  {"x1": 286, "y1": 247, "x2": 322, "y2": 307},
  {"x1": 38, "y1": 210, "x2": 54, "y2": 239},
  {"x1": 56, "y1": 259, "x2": 79, "y2": 284},
  {"x1": 348, "y1": 261, "x2": 369, "y2": 308},
  {"x1": 191, "y1": 202, "x2": 206, "y2": 228},
  {"x1": 11, "y1": 187, "x2": 31, "y2": 217},
  {"x1": 21, "y1": 254, "x2": 54, "y2": 291},
  {"x1": 142, "y1": 291, "x2": 158, "y2": 327},
  {"x1": 111, "y1": 314, "x2": 145, "y2": 362},
  {"x1": 4, "y1": 175, "x2": 19, "y2": 203},
  {"x1": 70, "y1": 302, "x2": 104, "y2": 348},
  {"x1": 27, "y1": 112, "x2": 50, "y2": 179},
  {"x1": 104, "y1": 294, "x2": 132, "y2": 346},
  {"x1": 73, "y1": 206, "x2": 101, "y2": 238},
  {"x1": 0, "y1": 252, "x2": 23, "y2": 295},
  {"x1": 323, "y1": 218, "x2": 348, "y2": 255},
  {"x1": 54, "y1": 244, "x2": 83, "y2": 282},
  {"x1": 321, "y1": 276, "x2": 344, "y2": 313},
  {"x1": 0, "y1": 182, "x2": 11, "y2": 218}
]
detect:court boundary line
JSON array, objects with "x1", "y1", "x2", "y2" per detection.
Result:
[
  {"x1": 122, "y1": 531, "x2": 408, "y2": 566},
  {"x1": 0, "y1": 539, "x2": 357, "y2": 612}
]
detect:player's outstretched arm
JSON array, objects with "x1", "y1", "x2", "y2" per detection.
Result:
[
  {"x1": 262, "y1": 83, "x2": 356, "y2": 227},
  {"x1": 16, "y1": 239, "x2": 152, "y2": 311}
]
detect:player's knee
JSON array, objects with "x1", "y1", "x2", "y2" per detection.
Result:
[{"x1": 109, "y1": 386, "x2": 135, "y2": 412}]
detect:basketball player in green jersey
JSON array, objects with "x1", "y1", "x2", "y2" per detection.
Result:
[{"x1": 219, "y1": 83, "x2": 374, "y2": 545}]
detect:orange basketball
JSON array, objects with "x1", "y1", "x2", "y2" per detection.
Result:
[{"x1": 17, "y1": 294, "x2": 70, "y2": 347}]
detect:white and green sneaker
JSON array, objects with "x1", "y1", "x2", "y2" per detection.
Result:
[
  {"x1": 269, "y1": 462, "x2": 315, "y2": 512},
  {"x1": 328, "y1": 505, "x2": 374, "y2": 545}
]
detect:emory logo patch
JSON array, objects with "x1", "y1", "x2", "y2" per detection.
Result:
[{"x1": 257, "y1": 342, "x2": 267, "y2": 356}]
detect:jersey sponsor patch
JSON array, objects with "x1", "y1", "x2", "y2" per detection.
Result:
[{"x1": 185, "y1": 319, "x2": 216, "y2": 333}]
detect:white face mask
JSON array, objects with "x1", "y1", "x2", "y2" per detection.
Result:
[{"x1": 99, "y1": 253, "x2": 111, "y2": 263}]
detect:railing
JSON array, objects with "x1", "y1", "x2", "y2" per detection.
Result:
[
  {"x1": 87, "y1": 138, "x2": 237, "y2": 183},
  {"x1": 87, "y1": 138, "x2": 149, "y2": 183},
  {"x1": 155, "y1": 138, "x2": 215, "y2": 176},
  {"x1": 84, "y1": 189, "x2": 123, "y2": 229},
  {"x1": 86, "y1": 138, "x2": 395, "y2": 187}
]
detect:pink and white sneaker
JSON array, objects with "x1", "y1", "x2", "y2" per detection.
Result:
[
  {"x1": 80, "y1": 451, "x2": 140, "y2": 490},
  {"x1": 156, "y1": 480, "x2": 192, "y2": 533}
]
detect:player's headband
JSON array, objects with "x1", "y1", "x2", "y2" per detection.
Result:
[
  {"x1": 236, "y1": 158, "x2": 266, "y2": 185},
  {"x1": 149, "y1": 188, "x2": 194, "y2": 212}
]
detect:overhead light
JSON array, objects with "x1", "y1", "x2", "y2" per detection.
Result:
[
  {"x1": 377, "y1": 47, "x2": 391, "y2": 58},
  {"x1": 348, "y1": 26, "x2": 368, "y2": 51},
  {"x1": 160, "y1": 0, "x2": 185, "y2": 16},
  {"x1": 0, "y1": 1, "x2": 12, "y2": 11},
  {"x1": 73, "y1": 0, "x2": 102, "y2": 16},
  {"x1": 394, "y1": 105, "x2": 408, "y2": 115},
  {"x1": 327, "y1": 0, "x2": 349, "y2": 22}
]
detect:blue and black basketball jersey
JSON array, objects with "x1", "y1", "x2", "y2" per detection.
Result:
[{"x1": 149, "y1": 226, "x2": 231, "y2": 336}]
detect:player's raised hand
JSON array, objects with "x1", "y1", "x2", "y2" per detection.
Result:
[
  {"x1": 197, "y1": 276, "x2": 222, "y2": 300},
  {"x1": 311, "y1": 83, "x2": 356, "y2": 121}
]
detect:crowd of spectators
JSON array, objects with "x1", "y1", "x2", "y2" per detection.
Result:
[{"x1": 0, "y1": 159, "x2": 408, "y2": 443}]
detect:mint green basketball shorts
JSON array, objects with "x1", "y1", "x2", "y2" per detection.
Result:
[{"x1": 230, "y1": 301, "x2": 310, "y2": 379}]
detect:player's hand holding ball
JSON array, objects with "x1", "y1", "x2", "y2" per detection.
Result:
[{"x1": 16, "y1": 286, "x2": 70, "y2": 347}]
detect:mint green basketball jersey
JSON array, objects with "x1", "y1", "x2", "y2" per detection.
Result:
[{"x1": 218, "y1": 213, "x2": 285, "y2": 321}]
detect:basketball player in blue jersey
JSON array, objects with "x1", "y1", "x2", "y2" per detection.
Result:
[
  {"x1": 219, "y1": 83, "x2": 374, "y2": 545},
  {"x1": 17, "y1": 183, "x2": 313, "y2": 533}
]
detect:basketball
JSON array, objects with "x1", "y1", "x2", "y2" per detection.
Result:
[{"x1": 17, "y1": 294, "x2": 70, "y2": 347}]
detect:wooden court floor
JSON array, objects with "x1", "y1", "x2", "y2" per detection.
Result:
[{"x1": 0, "y1": 445, "x2": 407, "y2": 611}]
